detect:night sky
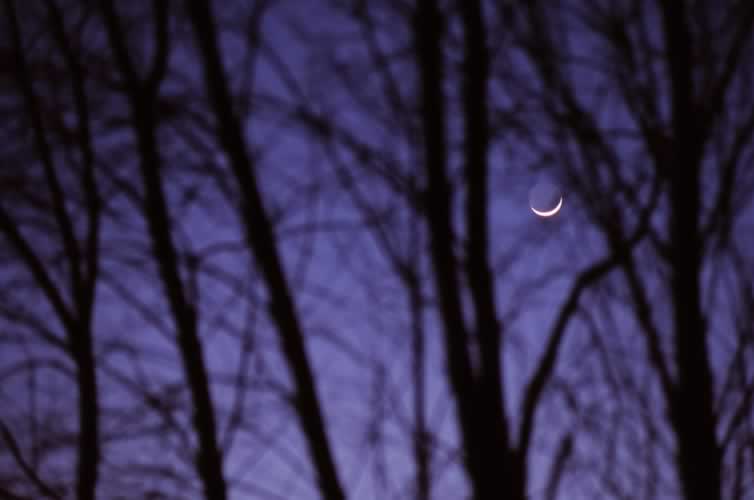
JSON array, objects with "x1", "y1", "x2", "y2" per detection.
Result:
[{"x1": 1, "y1": 2, "x2": 754, "y2": 500}]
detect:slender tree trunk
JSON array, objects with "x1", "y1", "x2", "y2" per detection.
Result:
[
  {"x1": 184, "y1": 2, "x2": 346, "y2": 499},
  {"x1": 71, "y1": 328, "x2": 99, "y2": 500},
  {"x1": 414, "y1": 1, "x2": 502, "y2": 498},
  {"x1": 134, "y1": 97, "x2": 229, "y2": 500},
  {"x1": 99, "y1": 4, "x2": 229, "y2": 498},
  {"x1": 407, "y1": 272, "x2": 430, "y2": 500},
  {"x1": 4, "y1": 3, "x2": 102, "y2": 499},
  {"x1": 414, "y1": 1, "x2": 527, "y2": 497}
]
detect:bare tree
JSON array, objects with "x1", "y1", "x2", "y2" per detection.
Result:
[
  {"x1": 4, "y1": 1, "x2": 752, "y2": 500},
  {"x1": 512, "y1": 1, "x2": 754, "y2": 498},
  {"x1": 280, "y1": 0, "x2": 647, "y2": 498},
  {"x1": 1, "y1": 2, "x2": 103, "y2": 499},
  {"x1": 96, "y1": 2, "x2": 230, "y2": 500},
  {"x1": 183, "y1": 2, "x2": 348, "y2": 498}
]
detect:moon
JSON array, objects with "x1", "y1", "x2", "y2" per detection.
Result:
[{"x1": 530, "y1": 196, "x2": 563, "y2": 217}]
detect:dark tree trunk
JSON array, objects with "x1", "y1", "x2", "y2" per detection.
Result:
[
  {"x1": 407, "y1": 272, "x2": 430, "y2": 500},
  {"x1": 661, "y1": 3, "x2": 722, "y2": 500},
  {"x1": 459, "y1": 0, "x2": 522, "y2": 497},
  {"x1": 4, "y1": 3, "x2": 102, "y2": 499},
  {"x1": 132, "y1": 97, "x2": 230, "y2": 500},
  {"x1": 413, "y1": 1, "x2": 525, "y2": 498},
  {"x1": 184, "y1": 2, "x2": 346, "y2": 499},
  {"x1": 72, "y1": 329, "x2": 100, "y2": 500},
  {"x1": 99, "y1": 4, "x2": 229, "y2": 499}
]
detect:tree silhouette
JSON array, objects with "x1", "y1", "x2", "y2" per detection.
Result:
[{"x1": 1, "y1": 2, "x2": 753, "y2": 500}]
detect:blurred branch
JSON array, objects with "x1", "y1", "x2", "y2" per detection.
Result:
[{"x1": 0, "y1": 420, "x2": 62, "y2": 500}]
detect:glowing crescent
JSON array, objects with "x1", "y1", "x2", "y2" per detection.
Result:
[{"x1": 531, "y1": 196, "x2": 563, "y2": 217}]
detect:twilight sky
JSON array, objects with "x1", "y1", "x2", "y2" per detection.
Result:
[{"x1": 1, "y1": 2, "x2": 754, "y2": 500}]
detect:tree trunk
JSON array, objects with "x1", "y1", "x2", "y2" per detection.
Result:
[
  {"x1": 184, "y1": 2, "x2": 347, "y2": 499},
  {"x1": 661, "y1": 3, "x2": 722, "y2": 499}
]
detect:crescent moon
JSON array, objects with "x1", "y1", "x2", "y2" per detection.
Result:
[{"x1": 531, "y1": 196, "x2": 563, "y2": 217}]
